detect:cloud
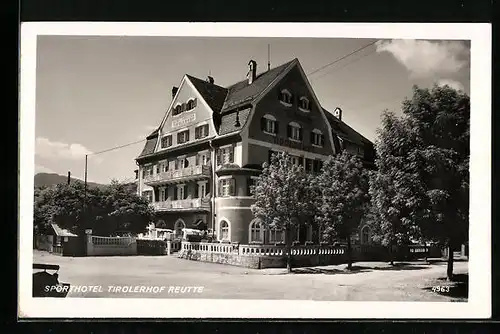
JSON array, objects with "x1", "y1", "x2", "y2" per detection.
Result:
[
  {"x1": 376, "y1": 39, "x2": 470, "y2": 77},
  {"x1": 35, "y1": 137, "x2": 93, "y2": 161},
  {"x1": 436, "y1": 79, "x2": 464, "y2": 92}
]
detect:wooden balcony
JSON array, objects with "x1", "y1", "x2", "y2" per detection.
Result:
[
  {"x1": 144, "y1": 165, "x2": 211, "y2": 185},
  {"x1": 152, "y1": 198, "x2": 211, "y2": 212}
]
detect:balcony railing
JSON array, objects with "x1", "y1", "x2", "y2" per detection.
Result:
[
  {"x1": 144, "y1": 165, "x2": 211, "y2": 185},
  {"x1": 152, "y1": 198, "x2": 210, "y2": 211}
]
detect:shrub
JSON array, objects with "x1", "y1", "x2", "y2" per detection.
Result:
[{"x1": 186, "y1": 234, "x2": 203, "y2": 242}]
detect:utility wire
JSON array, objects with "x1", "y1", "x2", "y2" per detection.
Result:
[
  {"x1": 89, "y1": 139, "x2": 146, "y2": 156},
  {"x1": 310, "y1": 48, "x2": 377, "y2": 82},
  {"x1": 306, "y1": 40, "x2": 378, "y2": 77}
]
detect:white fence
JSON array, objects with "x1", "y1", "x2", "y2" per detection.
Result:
[{"x1": 87, "y1": 235, "x2": 137, "y2": 256}]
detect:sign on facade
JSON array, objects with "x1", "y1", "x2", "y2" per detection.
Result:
[{"x1": 172, "y1": 113, "x2": 196, "y2": 129}]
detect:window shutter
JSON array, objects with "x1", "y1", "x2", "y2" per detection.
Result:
[
  {"x1": 229, "y1": 145, "x2": 234, "y2": 163},
  {"x1": 185, "y1": 130, "x2": 190, "y2": 142},
  {"x1": 195, "y1": 154, "x2": 200, "y2": 165},
  {"x1": 260, "y1": 117, "x2": 266, "y2": 131},
  {"x1": 206, "y1": 182, "x2": 210, "y2": 195},
  {"x1": 287, "y1": 125, "x2": 291, "y2": 138},
  {"x1": 274, "y1": 121, "x2": 279, "y2": 134},
  {"x1": 229, "y1": 178, "x2": 235, "y2": 196},
  {"x1": 218, "y1": 180, "x2": 222, "y2": 196},
  {"x1": 184, "y1": 185, "x2": 188, "y2": 199},
  {"x1": 195, "y1": 127, "x2": 199, "y2": 139},
  {"x1": 298, "y1": 128, "x2": 303, "y2": 141},
  {"x1": 310, "y1": 131, "x2": 315, "y2": 144},
  {"x1": 216, "y1": 149, "x2": 222, "y2": 165},
  {"x1": 181, "y1": 103, "x2": 186, "y2": 112},
  {"x1": 204, "y1": 124, "x2": 209, "y2": 137}
]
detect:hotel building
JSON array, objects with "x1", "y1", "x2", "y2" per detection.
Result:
[{"x1": 135, "y1": 58, "x2": 375, "y2": 245}]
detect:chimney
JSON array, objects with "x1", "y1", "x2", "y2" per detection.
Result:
[
  {"x1": 207, "y1": 76, "x2": 214, "y2": 84},
  {"x1": 247, "y1": 60, "x2": 257, "y2": 84},
  {"x1": 333, "y1": 107, "x2": 343, "y2": 121},
  {"x1": 172, "y1": 86, "x2": 179, "y2": 99}
]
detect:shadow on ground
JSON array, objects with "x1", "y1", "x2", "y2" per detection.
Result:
[
  {"x1": 423, "y1": 273, "x2": 468, "y2": 300},
  {"x1": 292, "y1": 262, "x2": 429, "y2": 275}
]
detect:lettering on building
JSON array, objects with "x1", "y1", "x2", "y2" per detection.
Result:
[
  {"x1": 273, "y1": 136, "x2": 312, "y2": 152},
  {"x1": 172, "y1": 113, "x2": 196, "y2": 129}
]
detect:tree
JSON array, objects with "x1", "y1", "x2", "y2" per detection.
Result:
[
  {"x1": 251, "y1": 152, "x2": 316, "y2": 273},
  {"x1": 369, "y1": 111, "x2": 426, "y2": 265},
  {"x1": 404, "y1": 85, "x2": 470, "y2": 279},
  {"x1": 370, "y1": 85, "x2": 469, "y2": 279},
  {"x1": 33, "y1": 180, "x2": 154, "y2": 237},
  {"x1": 315, "y1": 150, "x2": 370, "y2": 270}
]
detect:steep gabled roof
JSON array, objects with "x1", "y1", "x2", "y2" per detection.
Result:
[
  {"x1": 323, "y1": 108, "x2": 373, "y2": 146},
  {"x1": 186, "y1": 75, "x2": 228, "y2": 113},
  {"x1": 221, "y1": 59, "x2": 296, "y2": 112}
]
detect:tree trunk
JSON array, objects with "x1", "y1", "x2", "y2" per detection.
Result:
[
  {"x1": 286, "y1": 226, "x2": 293, "y2": 273},
  {"x1": 447, "y1": 244, "x2": 454, "y2": 280},
  {"x1": 346, "y1": 236, "x2": 352, "y2": 270}
]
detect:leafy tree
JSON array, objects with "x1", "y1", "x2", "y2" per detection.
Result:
[
  {"x1": 33, "y1": 180, "x2": 153, "y2": 237},
  {"x1": 251, "y1": 152, "x2": 316, "y2": 272},
  {"x1": 370, "y1": 85, "x2": 469, "y2": 279},
  {"x1": 315, "y1": 150, "x2": 370, "y2": 270},
  {"x1": 404, "y1": 85, "x2": 469, "y2": 279},
  {"x1": 369, "y1": 111, "x2": 426, "y2": 265}
]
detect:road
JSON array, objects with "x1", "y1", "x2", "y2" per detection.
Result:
[{"x1": 33, "y1": 250, "x2": 468, "y2": 301}]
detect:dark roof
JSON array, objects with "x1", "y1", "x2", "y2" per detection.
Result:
[
  {"x1": 186, "y1": 75, "x2": 228, "y2": 112},
  {"x1": 221, "y1": 59, "x2": 296, "y2": 111},
  {"x1": 218, "y1": 107, "x2": 252, "y2": 136},
  {"x1": 139, "y1": 136, "x2": 158, "y2": 158},
  {"x1": 323, "y1": 108, "x2": 373, "y2": 146}
]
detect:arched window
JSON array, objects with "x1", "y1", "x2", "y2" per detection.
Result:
[
  {"x1": 299, "y1": 97, "x2": 310, "y2": 111},
  {"x1": 261, "y1": 114, "x2": 278, "y2": 134},
  {"x1": 187, "y1": 99, "x2": 195, "y2": 110},
  {"x1": 361, "y1": 226, "x2": 370, "y2": 244},
  {"x1": 173, "y1": 104, "x2": 182, "y2": 116},
  {"x1": 287, "y1": 122, "x2": 302, "y2": 141},
  {"x1": 249, "y1": 219, "x2": 263, "y2": 243},
  {"x1": 156, "y1": 220, "x2": 166, "y2": 229},
  {"x1": 279, "y1": 89, "x2": 293, "y2": 105},
  {"x1": 174, "y1": 219, "x2": 185, "y2": 239},
  {"x1": 220, "y1": 220, "x2": 230, "y2": 241},
  {"x1": 311, "y1": 129, "x2": 324, "y2": 147}
]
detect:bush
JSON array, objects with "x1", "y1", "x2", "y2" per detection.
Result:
[
  {"x1": 186, "y1": 234, "x2": 203, "y2": 242},
  {"x1": 137, "y1": 239, "x2": 166, "y2": 255}
]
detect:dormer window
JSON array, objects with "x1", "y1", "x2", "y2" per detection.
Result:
[
  {"x1": 287, "y1": 122, "x2": 302, "y2": 141},
  {"x1": 161, "y1": 135, "x2": 172, "y2": 148},
  {"x1": 279, "y1": 89, "x2": 293, "y2": 106},
  {"x1": 299, "y1": 97, "x2": 310, "y2": 112},
  {"x1": 311, "y1": 129, "x2": 324, "y2": 147},
  {"x1": 261, "y1": 114, "x2": 278, "y2": 135}
]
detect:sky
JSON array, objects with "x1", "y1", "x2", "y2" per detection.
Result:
[{"x1": 34, "y1": 36, "x2": 470, "y2": 184}]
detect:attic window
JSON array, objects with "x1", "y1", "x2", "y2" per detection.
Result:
[
  {"x1": 261, "y1": 114, "x2": 278, "y2": 135},
  {"x1": 310, "y1": 129, "x2": 324, "y2": 147},
  {"x1": 173, "y1": 104, "x2": 183, "y2": 116},
  {"x1": 186, "y1": 98, "x2": 197, "y2": 111},
  {"x1": 299, "y1": 97, "x2": 310, "y2": 112},
  {"x1": 279, "y1": 89, "x2": 293, "y2": 106},
  {"x1": 287, "y1": 122, "x2": 302, "y2": 141}
]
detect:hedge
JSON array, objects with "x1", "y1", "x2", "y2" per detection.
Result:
[{"x1": 137, "y1": 239, "x2": 167, "y2": 255}]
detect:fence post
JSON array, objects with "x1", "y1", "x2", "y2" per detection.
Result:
[{"x1": 167, "y1": 240, "x2": 171, "y2": 255}]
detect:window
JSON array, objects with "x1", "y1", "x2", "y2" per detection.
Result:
[
  {"x1": 279, "y1": 89, "x2": 293, "y2": 105},
  {"x1": 159, "y1": 187, "x2": 167, "y2": 202},
  {"x1": 196, "y1": 152, "x2": 209, "y2": 166},
  {"x1": 198, "y1": 182, "x2": 207, "y2": 198},
  {"x1": 162, "y1": 162, "x2": 169, "y2": 173},
  {"x1": 299, "y1": 97, "x2": 310, "y2": 111},
  {"x1": 287, "y1": 122, "x2": 302, "y2": 141},
  {"x1": 143, "y1": 190, "x2": 153, "y2": 202},
  {"x1": 249, "y1": 220, "x2": 263, "y2": 243},
  {"x1": 176, "y1": 184, "x2": 187, "y2": 200},
  {"x1": 161, "y1": 135, "x2": 172, "y2": 148},
  {"x1": 220, "y1": 220, "x2": 230, "y2": 241},
  {"x1": 217, "y1": 146, "x2": 234, "y2": 166},
  {"x1": 195, "y1": 124, "x2": 209, "y2": 139},
  {"x1": 186, "y1": 98, "x2": 197, "y2": 110},
  {"x1": 143, "y1": 166, "x2": 153, "y2": 177},
  {"x1": 268, "y1": 228, "x2": 285, "y2": 243},
  {"x1": 177, "y1": 130, "x2": 190, "y2": 144},
  {"x1": 218, "y1": 178, "x2": 235, "y2": 197},
  {"x1": 261, "y1": 115, "x2": 278, "y2": 135},
  {"x1": 311, "y1": 129, "x2": 324, "y2": 147},
  {"x1": 173, "y1": 104, "x2": 183, "y2": 116}
]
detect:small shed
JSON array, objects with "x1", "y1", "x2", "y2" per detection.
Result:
[{"x1": 35, "y1": 223, "x2": 80, "y2": 256}]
